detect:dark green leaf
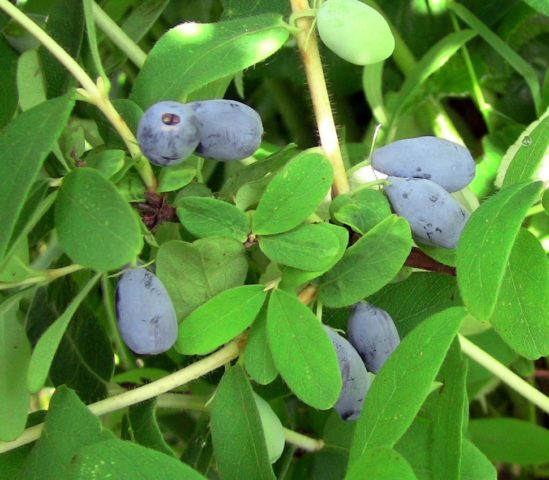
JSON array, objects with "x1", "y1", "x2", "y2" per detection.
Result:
[
  {"x1": 0, "y1": 93, "x2": 75, "y2": 261},
  {"x1": 176, "y1": 285, "x2": 267, "y2": 355},
  {"x1": 156, "y1": 238, "x2": 248, "y2": 318},
  {"x1": 469, "y1": 418, "x2": 549, "y2": 465},
  {"x1": 244, "y1": 307, "x2": 278, "y2": 385},
  {"x1": 346, "y1": 447, "x2": 417, "y2": 480},
  {"x1": 55, "y1": 168, "x2": 143, "y2": 272},
  {"x1": 457, "y1": 180, "x2": 543, "y2": 321},
  {"x1": 349, "y1": 307, "x2": 466, "y2": 465},
  {"x1": 0, "y1": 36, "x2": 18, "y2": 129},
  {"x1": 0, "y1": 296, "x2": 30, "y2": 441},
  {"x1": 71, "y1": 439, "x2": 206, "y2": 479},
  {"x1": 177, "y1": 196, "x2": 250, "y2": 242},
  {"x1": 222, "y1": 0, "x2": 290, "y2": 18},
  {"x1": 267, "y1": 289, "x2": 342, "y2": 409},
  {"x1": 210, "y1": 366, "x2": 275, "y2": 480},
  {"x1": 318, "y1": 215, "x2": 413, "y2": 307},
  {"x1": 253, "y1": 150, "x2": 333, "y2": 235},
  {"x1": 259, "y1": 223, "x2": 342, "y2": 271},
  {"x1": 131, "y1": 14, "x2": 290, "y2": 108}
]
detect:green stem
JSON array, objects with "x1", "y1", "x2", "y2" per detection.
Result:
[
  {"x1": 0, "y1": 0, "x2": 157, "y2": 192},
  {"x1": 91, "y1": 1, "x2": 147, "y2": 69},
  {"x1": 0, "y1": 264, "x2": 84, "y2": 291},
  {"x1": 283, "y1": 428, "x2": 324, "y2": 452},
  {"x1": 459, "y1": 335, "x2": 549, "y2": 413}
]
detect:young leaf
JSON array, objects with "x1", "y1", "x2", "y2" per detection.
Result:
[
  {"x1": 253, "y1": 150, "x2": 333, "y2": 235},
  {"x1": 156, "y1": 238, "x2": 248, "y2": 318},
  {"x1": 0, "y1": 36, "x2": 18, "y2": 129},
  {"x1": 27, "y1": 274, "x2": 101, "y2": 393},
  {"x1": 267, "y1": 289, "x2": 342, "y2": 410},
  {"x1": 349, "y1": 307, "x2": 466, "y2": 465},
  {"x1": 0, "y1": 93, "x2": 75, "y2": 261},
  {"x1": 244, "y1": 307, "x2": 278, "y2": 385},
  {"x1": 346, "y1": 447, "x2": 417, "y2": 480},
  {"x1": 131, "y1": 14, "x2": 289, "y2": 108},
  {"x1": 259, "y1": 223, "x2": 342, "y2": 271},
  {"x1": 55, "y1": 168, "x2": 144, "y2": 272},
  {"x1": 210, "y1": 366, "x2": 275, "y2": 480},
  {"x1": 0, "y1": 295, "x2": 30, "y2": 442},
  {"x1": 469, "y1": 418, "x2": 549, "y2": 465},
  {"x1": 490, "y1": 229, "x2": 549, "y2": 359},
  {"x1": 456, "y1": 180, "x2": 543, "y2": 322},
  {"x1": 177, "y1": 196, "x2": 250, "y2": 242},
  {"x1": 19, "y1": 386, "x2": 113, "y2": 480},
  {"x1": 70, "y1": 439, "x2": 206, "y2": 480},
  {"x1": 176, "y1": 285, "x2": 267, "y2": 355},
  {"x1": 318, "y1": 215, "x2": 413, "y2": 307}
]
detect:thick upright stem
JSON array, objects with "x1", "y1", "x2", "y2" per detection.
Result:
[{"x1": 289, "y1": 0, "x2": 350, "y2": 196}]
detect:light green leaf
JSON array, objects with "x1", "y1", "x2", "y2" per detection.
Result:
[
  {"x1": 158, "y1": 164, "x2": 196, "y2": 193},
  {"x1": 461, "y1": 439, "x2": 497, "y2": 480},
  {"x1": 253, "y1": 150, "x2": 333, "y2": 235},
  {"x1": 0, "y1": 295, "x2": 30, "y2": 441},
  {"x1": 521, "y1": 0, "x2": 549, "y2": 15},
  {"x1": 16, "y1": 50, "x2": 47, "y2": 111},
  {"x1": 131, "y1": 14, "x2": 290, "y2": 108},
  {"x1": 267, "y1": 289, "x2": 342, "y2": 410},
  {"x1": 244, "y1": 307, "x2": 278, "y2": 385},
  {"x1": 84, "y1": 149, "x2": 126, "y2": 179},
  {"x1": 0, "y1": 93, "x2": 74, "y2": 261},
  {"x1": 55, "y1": 168, "x2": 144, "y2": 272},
  {"x1": 176, "y1": 285, "x2": 267, "y2": 355},
  {"x1": 346, "y1": 447, "x2": 417, "y2": 480},
  {"x1": 210, "y1": 366, "x2": 275, "y2": 480},
  {"x1": 177, "y1": 196, "x2": 250, "y2": 242},
  {"x1": 362, "y1": 62, "x2": 387, "y2": 125},
  {"x1": 156, "y1": 238, "x2": 248, "y2": 318},
  {"x1": 259, "y1": 223, "x2": 342, "y2": 271},
  {"x1": 490, "y1": 229, "x2": 549, "y2": 359},
  {"x1": 456, "y1": 180, "x2": 543, "y2": 321},
  {"x1": 349, "y1": 307, "x2": 466, "y2": 465},
  {"x1": 318, "y1": 215, "x2": 413, "y2": 307},
  {"x1": 27, "y1": 274, "x2": 101, "y2": 393}
]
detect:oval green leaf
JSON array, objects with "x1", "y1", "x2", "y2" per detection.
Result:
[
  {"x1": 177, "y1": 196, "x2": 250, "y2": 242},
  {"x1": 266, "y1": 289, "x2": 342, "y2": 410},
  {"x1": 349, "y1": 307, "x2": 466, "y2": 465},
  {"x1": 318, "y1": 215, "x2": 413, "y2": 307},
  {"x1": 55, "y1": 168, "x2": 143, "y2": 272},
  {"x1": 456, "y1": 180, "x2": 543, "y2": 321},
  {"x1": 176, "y1": 285, "x2": 267, "y2": 355},
  {"x1": 131, "y1": 14, "x2": 289, "y2": 108},
  {"x1": 244, "y1": 307, "x2": 278, "y2": 385},
  {"x1": 253, "y1": 150, "x2": 333, "y2": 235}
]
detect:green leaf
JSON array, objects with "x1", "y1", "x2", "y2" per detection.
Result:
[
  {"x1": 0, "y1": 36, "x2": 18, "y2": 129},
  {"x1": 0, "y1": 93, "x2": 74, "y2": 261},
  {"x1": 16, "y1": 50, "x2": 47, "y2": 111},
  {"x1": 369, "y1": 272, "x2": 461, "y2": 337},
  {"x1": 253, "y1": 150, "x2": 333, "y2": 235},
  {"x1": 499, "y1": 113, "x2": 549, "y2": 188},
  {"x1": 131, "y1": 14, "x2": 290, "y2": 108},
  {"x1": 489, "y1": 229, "x2": 549, "y2": 359},
  {"x1": 461, "y1": 439, "x2": 497, "y2": 480},
  {"x1": 158, "y1": 164, "x2": 196, "y2": 193},
  {"x1": 244, "y1": 307, "x2": 278, "y2": 385},
  {"x1": 55, "y1": 168, "x2": 143, "y2": 272},
  {"x1": 19, "y1": 386, "x2": 113, "y2": 480},
  {"x1": 349, "y1": 307, "x2": 466, "y2": 465},
  {"x1": 84, "y1": 149, "x2": 126, "y2": 179},
  {"x1": 27, "y1": 273, "x2": 101, "y2": 393},
  {"x1": 521, "y1": 0, "x2": 549, "y2": 15},
  {"x1": 362, "y1": 62, "x2": 388, "y2": 125},
  {"x1": 0, "y1": 296, "x2": 30, "y2": 441},
  {"x1": 156, "y1": 238, "x2": 248, "y2": 318},
  {"x1": 330, "y1": 188, "x2": 392, "y2": 235},
  {"x1": 92, "y1": 99, "x2": 143, "y2": 151},
  {"x1": 346, "y1": 447, "x2": 417, "y2": 480},
  {"x1": 122, "y1": 399, "x2": 175, "y2": 457},
  {"x1": 177, "y1": 196, "x2": 250, "y2": 242},
  {"x1": 469, "y1": 418, "x2": 549, "y2": 465},
  {"x1": 267, "y1": 289, "x2": 342, "y2": 409},
  {"x1": 176, "y1": 285, "x2": 267, "y2": 355},
  {"x1": 222, "y1": 0, "x2": 290, "y2": 18},
  {"x1": 259, "y1": 223, "x2": 342, "y2": 271},
  {"x1": 71, "y1": 439, "x2": 206, "y2": 480},
  {"x1": 449, "y1": 2, "x2": 542, "y2": 114},
  {"x1": 38, "y1": 0, "x2": 84, "y2": 97},
  {"x1": 456, "y1": 180, "x2": 543, "y2": 322},
  {"x1": 210, "y1": 366, "x2": 275, "y2": 480},
  {"x1": 318, "y1": 215, "x2": 413, "y2": 308}
]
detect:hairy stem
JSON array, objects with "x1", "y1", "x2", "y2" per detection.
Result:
[
  {"x1": 289, "y1": 0, "x2": 350, "y2": 196},
  {"x1": 459, "y1": 335, "x2": 549, "y2": 413}
]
